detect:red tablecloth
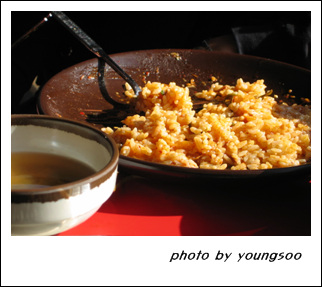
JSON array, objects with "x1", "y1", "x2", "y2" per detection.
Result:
[{"x1": 57, "y1": 172, "x2": 311, "y2": 236}]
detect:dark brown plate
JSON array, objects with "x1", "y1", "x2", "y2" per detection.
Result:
[{"x1": 38, "y1": 49, "x2": 311, "y2": 181}]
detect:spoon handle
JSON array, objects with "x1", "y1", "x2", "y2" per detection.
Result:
[{"x1": 51, "y1": 11, "x2": 141, "y2": 96}]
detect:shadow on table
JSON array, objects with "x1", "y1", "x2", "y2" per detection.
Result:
[{"x1": 97, "y1": 173, "x2": 311, "y2": 236}]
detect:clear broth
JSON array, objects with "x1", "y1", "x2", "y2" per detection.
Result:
[{"x1": 11, "y1": 152, "x2": 97, "y2": 190}]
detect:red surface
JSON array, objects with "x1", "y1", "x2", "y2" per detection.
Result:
[{"x1": 57, "y1": 172, "x2": 311, "y2": 236}]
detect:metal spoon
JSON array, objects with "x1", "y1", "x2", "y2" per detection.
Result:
[{"x1": 51, "y1": 11, "x2": 142, "y2": 99}]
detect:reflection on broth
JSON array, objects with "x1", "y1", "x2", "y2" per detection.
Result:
[{"x1": 11, "y1": 152, "x2": 96, "y2": 190}]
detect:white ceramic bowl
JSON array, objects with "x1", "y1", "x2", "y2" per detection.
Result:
[{"x1": 11, "y1": 115, "x2": 119, "y2": 236}]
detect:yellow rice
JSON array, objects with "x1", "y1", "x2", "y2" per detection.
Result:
[{"x1": 102, "y1": 79, "x2": 311, "y2": 170}]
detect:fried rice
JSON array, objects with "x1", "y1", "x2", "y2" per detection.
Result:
[{"x1": 101, "y1": 79, "x2": 311, "y2": 170}]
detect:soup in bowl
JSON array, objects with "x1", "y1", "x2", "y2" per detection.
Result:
[{"x1": 11, "y1": 114, "x2": 119, "y2": 236}]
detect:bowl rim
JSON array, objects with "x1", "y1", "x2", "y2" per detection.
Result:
[{"x1": 11, "y1": 114, "x2": 119, "y2": 195}]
